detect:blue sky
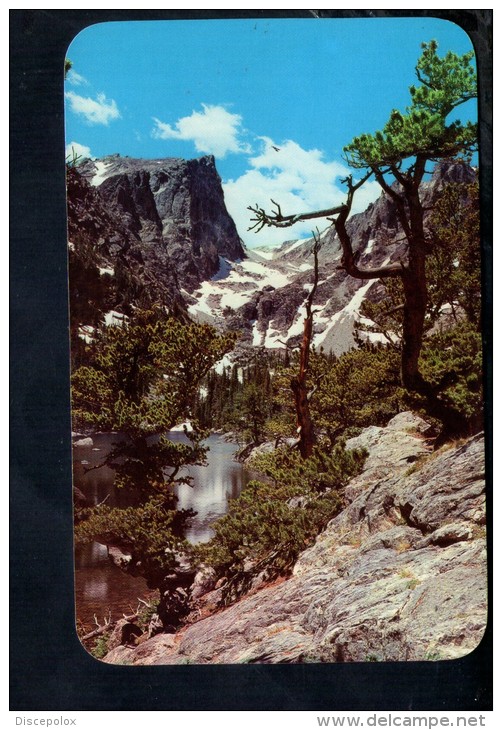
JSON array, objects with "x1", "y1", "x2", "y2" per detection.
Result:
[{"x1": 65, "y1": 17, "x2": 476, "y2": 248}]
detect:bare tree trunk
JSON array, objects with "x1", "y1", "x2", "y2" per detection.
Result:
[
  {"x1": 291, "y1": 234, "x2": 321, "y2": 459},
  {"x1": 291, "y1": 322, "x2": 316, "y2": 459},
  {"x1": 335, "y1": 173, "x2": 430, "y2": 394},
  {"x1": 401, "y1": 269, "x2": 428, "y2": 390}
]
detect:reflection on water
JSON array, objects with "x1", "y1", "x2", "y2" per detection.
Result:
[
  {"x1": 172, "y1": 434, "x2": 249, "y2": 543},
  {"x1": 74, "y1": 540, "x2": 156, "y2": 629},
  {"x1": 73, "y1": 432, "x2": 251, "y2": 627}
]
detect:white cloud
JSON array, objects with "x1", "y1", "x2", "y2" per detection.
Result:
[
  {"x1": 65, "y1": 141, "x2": 93, "y2": 161},
  {"x1": 152, "y1": 104, "x2": 251, "y2": 158},
  {"x1": 223, "y1": 137, "x2": 380, "y2": 248},
  {"x1": 66, "y1": 69, "x2": 89, "y2": 86},
  {"x1": 65, "y1": 91, "x2": 121, "y2": 126},
  {"x1": 350, "y1": 179, "x2": 383, "y2": 214}
]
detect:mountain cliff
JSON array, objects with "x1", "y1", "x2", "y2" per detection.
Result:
[
  {"x1": 67, "y1": 154, "x2": 247, "y2": 358},
  {"x1": 78, "y1": 154, "x2": 245, "y2": 291}
]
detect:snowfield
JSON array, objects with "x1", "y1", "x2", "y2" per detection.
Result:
[
  {"x1": 90, "y1": 160, "x2": 112, "y2": 187},
  {"x1": 187, "y1": 257, "x2": 295, "y2": 321},
  {"x1": 186, "y1": 247, "x2": 385, "y2": 357}
]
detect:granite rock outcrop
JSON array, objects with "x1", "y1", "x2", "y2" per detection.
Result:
[{"x1": 103, "y1": 412, "x2": 487, "y2": 665}]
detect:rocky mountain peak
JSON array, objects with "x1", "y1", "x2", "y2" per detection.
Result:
[
  {"x1": 430, "y1": 157, "x2": 477, "y2": 186},
  {"x1": 78, "y1": 154, "x2": 245, "y2": 291}
]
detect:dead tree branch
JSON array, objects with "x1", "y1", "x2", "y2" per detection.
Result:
[
  {"x1": 80, "y1": 599, "x2": 154, "y2": 642},
  {"x1": 247, "y1": 199, "x2": 347, "y2": 232}
]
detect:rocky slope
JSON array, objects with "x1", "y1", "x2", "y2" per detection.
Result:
[{"x1": 102, "y1": 412, "x2": 487, "y2": 665}]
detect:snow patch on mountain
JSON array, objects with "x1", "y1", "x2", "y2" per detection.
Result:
[
  {"x1": 285, "y1": 303, "x2": 309, "y2": 341},
  {"x1": 263, "y1": 321, "x2": 285, "y2": 349},
  {"x1": 90, "y1": 160, "x2": 112, "y2": 187},
  {"x1": 251, "y1": 321, "x2": 264, "y2": 348},
  {"x1": 187, "y1": 258, "x2": 296, "y2": 322},
  {"x1": 312, "y1": 280, "x2": 385, "y2": 354},
  {"x1": 282, "y1": 239, "x2": 308, "y2": 256},
  {"x1": 104, "y1": 310, "x2": 128, "y2": 327},
  {"x1": 213, "y1": 354, "x2": 234, "y2": 375},
  {"x1": 78, "y1": 325, "x2": 95, "y2": 343},
  {"x1": 99, "y1": 266, "x2": 115, "y2": 276},
  {"x1": 365, "y1": 238, "x2": 376, "y2": 255}
]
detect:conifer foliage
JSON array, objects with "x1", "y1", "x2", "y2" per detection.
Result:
[
  {"x1": 195, "y1": 443, "x2": 367, "y2": 598},
  {"x1": 73, "y1": 309, "x2": 236, "y2": 594}
]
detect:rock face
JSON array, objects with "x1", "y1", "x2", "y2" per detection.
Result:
[
  {"x1": 67, "y1": 164, "x2": 186, "y2": 333},
  {"x1": 67, "y1": 154, "x2": 246, "y2": 354},
  {"x1": 78, "y1": 154, "x2": 245, "y2": 291},
  {"x1": 103, "y1": 413, "x2": 487, "y2": 665}
]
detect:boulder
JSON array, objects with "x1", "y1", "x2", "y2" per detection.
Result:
[
  {"x1": 190, "y1": 566, "x2": 217, "y2": 601},
  {"x1": 73, "y1": 437, "x2": 93, "y2": 448}
]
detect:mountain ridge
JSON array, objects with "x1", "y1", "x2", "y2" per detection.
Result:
[
  {"x1": 185, "y1": 158, "x2": 476, "y2": 354},
  {"x1": 68, "y1": 155, "x2": 476, "y2": 358}
]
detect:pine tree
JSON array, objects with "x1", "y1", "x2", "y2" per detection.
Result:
[
  {"x1": 73, "y1": 308, "x2": 236, "y2": 598},
  {"x1": 248, "y1": 41, "x2": 478, "y2": 397}
]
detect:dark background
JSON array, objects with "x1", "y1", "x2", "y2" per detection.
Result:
[{"x1": 10, "y1": 9, "x2": 492, "y2": 711}]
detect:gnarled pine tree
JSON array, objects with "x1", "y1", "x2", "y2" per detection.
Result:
[{"x1": 248, "y1": 41, "x2": 478, "y2": 402}]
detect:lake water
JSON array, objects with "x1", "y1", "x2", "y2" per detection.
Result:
[{"x1": 73, "y1": 432, "x2": 252, "y2": 629}]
